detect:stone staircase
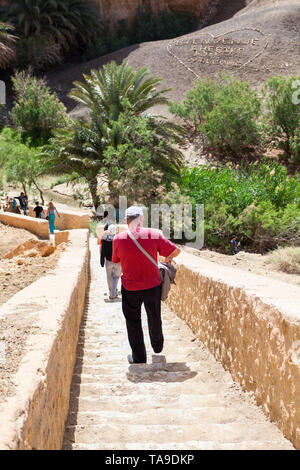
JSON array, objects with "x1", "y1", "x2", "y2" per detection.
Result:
[{"x1": 62, "y1": 238, "x2": 294, "y2": 450}]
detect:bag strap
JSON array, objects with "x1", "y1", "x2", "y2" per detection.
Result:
[{"x1": 127, "y1": 230, "x2": 159, "y2": 270}]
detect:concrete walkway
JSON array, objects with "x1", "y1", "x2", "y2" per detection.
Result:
[{"x1": 62, "y1": 238, "x2": 294, "y2": 450}]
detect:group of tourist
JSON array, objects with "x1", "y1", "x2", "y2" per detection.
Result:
[
  {"x1": 3, "y1": 193, "x2": 61, "y2": 234},
  {"x1": 33, "y1": 201, "x2": 60, "y2": 234}
]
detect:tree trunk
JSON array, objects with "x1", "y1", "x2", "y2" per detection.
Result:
[
  {"x1": 22, "y1": 182, "x2": 27, "y2": 197},
  {"x1": 87, "y1": 176, "x2": 100, "y2": 210},
  {"x1": 32, "y1": 179, "x2": 44, "y2": 205}
]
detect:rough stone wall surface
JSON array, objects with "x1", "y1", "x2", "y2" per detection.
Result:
[
  {"x1": 0, "y1": 230, "x2": 89, "y2": 450},
  {"x1": 54, "y1": 230, "x2": 69, "y2": 246},
  {"x1": 0, "y1": 212, "x2": 49, "y2": 239},
  {"x1": 94, "y1": 0, "x2": 211, "y2": 24},
  {"x1": 166, "y1": 251, "x2": 300, "y2": 449}
]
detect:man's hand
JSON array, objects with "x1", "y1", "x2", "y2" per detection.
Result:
[{"x1": 164, "y1": 247, "x2": 181, "y2": 264}]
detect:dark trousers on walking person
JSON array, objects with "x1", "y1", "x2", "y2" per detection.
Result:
[{"x1": 121, "y1": 284, "x2": 163, "y2": 363}]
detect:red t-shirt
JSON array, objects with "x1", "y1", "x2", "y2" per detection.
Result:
[{"x1": 112, "y1": 227, "x2": 177, "y2": 291}]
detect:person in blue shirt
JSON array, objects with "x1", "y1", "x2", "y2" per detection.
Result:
[{"x1": 14, "y1": 193, "x2": 28, "y2": 215}]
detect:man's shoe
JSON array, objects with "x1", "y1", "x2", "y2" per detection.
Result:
[
  {"x1": 127, "y1": 354, "x2": 134, "y2": 364},
  {"x1": 127, "y1": 354, "x2": 146, "y2": 364}
]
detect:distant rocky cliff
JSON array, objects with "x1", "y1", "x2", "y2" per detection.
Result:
[{"x1": 93, "y1": 0, "x2": 217, "y2": 25}]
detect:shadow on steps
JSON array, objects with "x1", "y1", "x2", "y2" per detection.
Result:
[{"x1": 127, "y1": 355, "x2": 198, "y2": 383}]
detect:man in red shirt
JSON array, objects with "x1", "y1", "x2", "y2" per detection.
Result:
[{"x1": 112, "y1": 206, "x2": 181, "y2": 364}]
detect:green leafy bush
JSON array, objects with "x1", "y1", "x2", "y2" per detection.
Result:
[
  {"x1": 179, "y1": 161, "x2": 300, "y2": 252},
  {"x1": 289, "y1": 126, "x2": 300, "y2": 164},
  {"x1": 103, "y1": 112, "x2": 183, "y2": 204},
  {"x1": 10, "y1": 70, "x2": 68, "y2": 144},
  {"x1": 236, "y1": 201, "x2": 300, "y2": 251},
  {"x1": 180, "y1": 160, "x2": 299, "y2": 215},
  {"x1": 263, "y1": 75, "x2": 300, "y2": 159},
  {"x1": 170, "y1": 75, "x2": 262, "y2": 154},
  {"x1": 0, "y1": 127, "x2": 46, "y2": 200}
]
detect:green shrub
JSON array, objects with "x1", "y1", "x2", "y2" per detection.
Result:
[
  {"x1": 289, "y1": 127, "x2": 300, "y2": 164},
  {"x1": 90, "y1": 219, "x2": 98, "y2": 237},
  {"x1": 170, "y1": 75, "x2": 262, "y2": 154},
  {"x1": 263, "y1": 75, "x2": 300, "y2": 159},
  {"x1": 236, "y1": 201, "x2": 300, "y2": 251},
  {"x1": 179, "y1": 161, "x2": 300, "y2": 252},
  {"x1": 10, "y1": 70, "x2": 68, "y2": 144},
  {"x1": 0, "y1": 127, "x2": 46, "y2": 200},
  {"x1": 0, "y1": 104, "x2": 5, "y2": 130},
  {"x1": 180, "y1": 160, "x2": 299, "y2": 215}
]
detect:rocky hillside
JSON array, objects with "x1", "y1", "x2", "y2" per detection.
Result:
[
  {"x1": 46, "y1": 0, "x2": 300, "y2": 118},
  {"x1": 93, "y1": 0, "x2": 214, "y2": 24}
]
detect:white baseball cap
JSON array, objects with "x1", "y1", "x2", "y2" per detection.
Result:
[
  {"x1": 125, "y1": 206, "x2": 143, "y2": 218},
  {"x1": 107, "y1": 224, "x2": 118, "y2": 234}
]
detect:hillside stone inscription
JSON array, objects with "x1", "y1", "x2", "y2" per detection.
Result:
[{"x1": 167, "y1": 28, "x2": 268, "y2": 77}]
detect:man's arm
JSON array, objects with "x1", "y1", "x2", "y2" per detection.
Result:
[
  {"x1": 157, "y1": 232, "x2": 181, "y2": 263},
  {"x1": 164, "y1": 247, "x2": 181, "y2": 263},
  {"x1": 112, "y1": 237, "x2": 120, "y2": 264},
  {"x1": 100, "y1": 241, "x2": 105, "y2": 267}
]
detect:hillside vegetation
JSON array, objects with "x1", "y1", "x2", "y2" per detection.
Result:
[{"x1": 0, "y1": 0, "x2": 299, "y2": 260}]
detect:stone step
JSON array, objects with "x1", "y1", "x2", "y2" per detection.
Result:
[
  {"x1": 75, "y1": 349, "x2": 211, "y2": 364},
  {"x1": 62, "y1": 239, "x2": 294, "y2": 452},
  {"x1": 69, "y1": 381, "x2": 231, "y2": 399},
  {"x1": 71, "y1": 368, "x2": 216, "y2": 384},
  {"x1": 63, "y1": 440, "x2": 292, "y2": 451},
  {"x1": 65, "y1": 407, "x2": 264, "y2": 427},
  {"x1": 67, "y1": 393, "x2": 234, "y2": 413},
  {"x1": 63, "y1": 422, "x2": 290, "y2": 446},
  {"x1": 73, "y1": 361, "x2": 212, "y2": 375}
]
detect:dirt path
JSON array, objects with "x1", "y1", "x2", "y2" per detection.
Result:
[{"x1": 62, "y1": 238, "x2": 293, "y2": 450}]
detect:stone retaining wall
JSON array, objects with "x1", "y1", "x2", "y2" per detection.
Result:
[
  {"x1": 166, "y1": 250, "x2": 300, "y2": 449},
  {"x1": 28, "y1": 207, "x2": 90, "y2": 231},
  {"x1": 54, "y1": 230, "x2": 69, "y2": 246},
  {"x1": 0, "y1": 230, "x2": 89, "y2": 450},
  {"x1": 0, "y1": 212, "x2": 49, "y2": 239}
]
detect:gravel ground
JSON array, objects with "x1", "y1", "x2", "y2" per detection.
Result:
[{"x1": 0, "y1": 224, "x2": 62, "y2": 404}]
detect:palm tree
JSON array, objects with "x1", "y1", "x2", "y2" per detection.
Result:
[
  {"x1": 46, "y1": 63, "x2": 185, "y2": 209},
  {"x1": 44, "y1": 118, "x2": 108, "y2": 208},
  {"x1": 0, "y1": 21, "x2": 17, "y2": 69},
  {"x1": 69, "y1": 61, "x2": 172, "y2": 121},
  {"x1": 2, "y1": 0, "x2": 102, "y2": 50}
]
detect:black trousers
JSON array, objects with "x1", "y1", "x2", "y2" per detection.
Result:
[{"x1": 121, "y1": 284, "x2": 163, "y2": 363}]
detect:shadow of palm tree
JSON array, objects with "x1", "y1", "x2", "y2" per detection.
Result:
[{"x1": 126, "y1": 355, "x2": 197, "y2": 383}]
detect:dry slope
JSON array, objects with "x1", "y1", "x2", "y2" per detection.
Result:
[{"x1": 46, "y1": 0, "x2": 300, "y2": 117}]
